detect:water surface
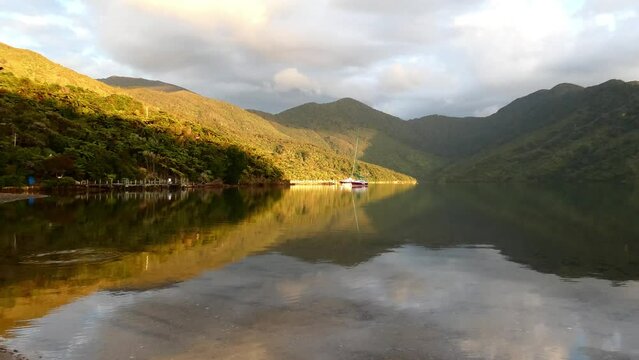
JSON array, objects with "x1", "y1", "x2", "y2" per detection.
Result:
[{"x1": 1, "y1": 185, "x2": 638, "y2": 359}]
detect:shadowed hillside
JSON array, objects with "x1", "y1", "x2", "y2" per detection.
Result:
[
  {"x1": 430, "y1": 80, "x2": 639, "y2": 181},
  {"x1": 263, "y1": 80, "x2": 639, "y2": 182}
]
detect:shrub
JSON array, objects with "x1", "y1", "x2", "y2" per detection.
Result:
[
  {"x1": 0, "y1": 175, "x2": 25, "y2": 187},
  {"x1": 41, "y1": 176, "x2": 77, "y2": 189}
]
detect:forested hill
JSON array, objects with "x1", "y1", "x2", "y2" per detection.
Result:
[
  {"x1": 262, "y1": 80, "x2": 639, "y2": 182},
  {"x1": 0, "y1": 71, "x2": 283, "y2": 186},
  {"x1": 0, "y1": 42, "x2": 415, "y2": 186}
]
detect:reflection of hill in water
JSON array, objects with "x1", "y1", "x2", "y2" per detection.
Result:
[
  {"x1": 275, "y1": 184, "x2": 639, "y2": 282},
  {"x1": 1, "y1": 184, "x2": 638, "y2": 336},
  {"x1": 0, "y1": 185, "x2": 410, "y2": 335},
  {"x1": 0, "y1": 189, "x2": 275, "y2": 334}
]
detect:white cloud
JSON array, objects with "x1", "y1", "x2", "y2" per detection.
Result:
[
  {"x1": 380, "y1": 64, "x2": 427, "y2": 93},
  {"x1": 273, "y1": 68, "x2": 318, "y2": 94}
]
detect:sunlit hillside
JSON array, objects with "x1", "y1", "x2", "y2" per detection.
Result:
[
  {"x1": 0, "y1": 42, "x2": 115, "y2": 96},
  {"x1": 0, "y1": 43, "x2": 415, "y2": 184}
]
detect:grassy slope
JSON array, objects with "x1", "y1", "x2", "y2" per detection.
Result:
[{"x1": 0, "y1": 42, "x2": 115, "y2": 96}]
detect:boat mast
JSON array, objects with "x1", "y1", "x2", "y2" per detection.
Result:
[{"x1": 351, "y1": 134, "x2": 359, "y2": 177}]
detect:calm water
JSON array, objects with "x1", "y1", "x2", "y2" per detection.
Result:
[{"x1": 1, "y1": 185, "x2": 638, "y2": 360}]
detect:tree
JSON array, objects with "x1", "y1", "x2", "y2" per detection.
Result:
[
  {"x1": 224, "y1": 146, "x2": 248, "y2": 184},
  {"x1": 42, "y1": 154, "x2": 75, "y2": 178}
]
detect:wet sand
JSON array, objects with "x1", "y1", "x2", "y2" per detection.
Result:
[{"x1": 0, "y1": 193, "x2": 47, "y2": 204}]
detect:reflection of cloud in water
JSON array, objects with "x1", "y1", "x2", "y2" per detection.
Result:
[
  {"x1": 274, "y1": 246, "x2": 639, "y2": 359},
  {"x1": 4, "y1": 246, "x2": 639, "y2": 359}
]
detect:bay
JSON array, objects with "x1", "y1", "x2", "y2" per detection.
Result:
[{"x1": 1, "y1": 184, "x2": 638, "y2": 359}]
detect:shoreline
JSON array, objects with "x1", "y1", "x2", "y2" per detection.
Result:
[
  {"x1": 0, "y1": 182, "x2": 289, "y2": 196},
  {"x1": 1, "y1": 181, "x2": 417, "y2": 196}
]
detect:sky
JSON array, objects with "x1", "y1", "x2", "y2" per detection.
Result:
[{"x1": 1, "y1": 0, "x2": 638, "y2": 118}]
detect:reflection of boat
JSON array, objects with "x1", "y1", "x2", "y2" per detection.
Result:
[{"x1": 340, "y1": 133, "x2": 368, "y2": 187}]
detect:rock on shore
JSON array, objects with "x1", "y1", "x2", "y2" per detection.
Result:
[{"x1": 0, "y1": 346, "x2": 28, "y2": 360}]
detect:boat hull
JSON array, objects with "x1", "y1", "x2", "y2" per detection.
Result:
[{"x1": 339, "y1": 179, "x2": 368, "y2": 187}]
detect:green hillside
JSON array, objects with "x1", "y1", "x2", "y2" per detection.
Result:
[
  {"x1": 263, "y1": 98, "x2": 443, "y2": 178},
  {"x1": 0, "y1": 42, "x2": 114, "y2": 95},
  {"x1": 0, "y1": 43, "x2": 415, "y2": 185}
]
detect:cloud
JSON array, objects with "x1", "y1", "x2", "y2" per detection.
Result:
[
  {"x1": 56, "y1": 0, "x2": 87, "y2": 15},
  {"x1": 380, "y1": 64, "x2": 427, "y2": 93},
  {"x1": 273, "y1": 68, "x2": 318, "y2": 93},
  {"x1": 1, "y1": 0, "x2": 639, "y2": 117}
]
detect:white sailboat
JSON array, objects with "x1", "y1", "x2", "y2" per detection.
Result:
[{"x1": 340, "y1": 135, "x2": 368, "y2": 187}]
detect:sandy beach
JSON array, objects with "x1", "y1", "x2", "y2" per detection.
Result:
[
  {"x1": 0, "y1": 346, "x2": 27, "y2": 360},
  {"x1": 0, "y1": 193, "x2": 47, "y2": 204}
]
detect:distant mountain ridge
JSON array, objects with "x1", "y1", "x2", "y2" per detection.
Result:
[{"x1": 435, "y1": 79, "x2": 639, "y2": 181}]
